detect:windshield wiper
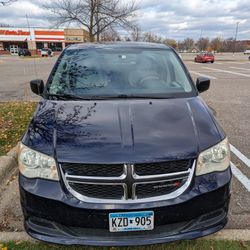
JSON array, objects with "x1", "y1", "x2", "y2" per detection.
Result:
[
  {"x1": 46, "y1": 93, "x2": 170, "y2": 100},
  {"x1": 106, "y1": 94, "x2": 168, "y2": 99},
  {"x1": 46, "y1": 93, "x2": 93, "y2": 100}
]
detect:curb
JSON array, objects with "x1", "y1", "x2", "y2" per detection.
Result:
[
  {"x1": 0, "y1": 230, "x2": 249, "y2": 243},
  {"x1": 0, "y1": 144, "x2": 18, "y2": 184},
  {"x1": 0, "y1": 232, "x2": 36, "y2": 243},
  {"x1": 205, "y1": 229, "x2": 250, "y2": 241}
]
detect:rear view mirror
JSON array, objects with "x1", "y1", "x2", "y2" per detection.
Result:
[
  {"x1": 30, "y1": 79, "x2": 44, "y2": 96},
  {"x1": 196, "y1": 77, "x2": 210, "y2": 93}
]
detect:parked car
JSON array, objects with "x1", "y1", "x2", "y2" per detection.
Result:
[
  {"x1": 18, "y1": 48, "x2": 31, "y2": 56},
  {"x1": 195, "y1": 52, "x2": 214, "y2": 63},
  {"x1": 41, "y1": 48, "x2": 54, "y2": 57},
  {"x1": 19, "y1": 42, "x2": 231, "y2": 246},
  {"x1": 243, "y1": 50, "x2": 250, "y2": 55}
]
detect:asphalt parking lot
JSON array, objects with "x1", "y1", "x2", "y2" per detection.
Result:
[{"x1": 0, "y1": 53, "x2": 250, "y2": 233}]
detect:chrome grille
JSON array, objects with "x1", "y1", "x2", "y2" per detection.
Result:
[{"x1": 60, "y1": 160, "x2": 195, "y2": 203}]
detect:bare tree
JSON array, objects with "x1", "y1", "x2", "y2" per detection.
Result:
[
  {"x1": 0, "y1": 23, "x2": 12, "y2": 27},
  {"x1": 196, "y1": 37, "x2": 210, "y2": 51},
  {"x1": 177, "y1": 41, "x2": 185, "y2": 51},
  {"x1": 130, "y1": 26, "x2": 141, "y2": 41},
  {"x1": 142, "y1": 32, "x2": 162, "y2": 43},
  {"x1": 163, "y1": 39, "x2": 177, "y2": 49},
  {"x1": 210, "y1": 37, "x2": 222, "y2": 52},
  {"x1": 183, "y1": 38, "x2": 194, "y2": 51},
  {"x1": 100, "y1": 27, "x2": 120, "y2": 41},
  {"x1": 0, "y1": 0, "x2": 16, "y2": 6},
  {"x1": 45, "y1": 0, "x2": 137, "y2": 42}
]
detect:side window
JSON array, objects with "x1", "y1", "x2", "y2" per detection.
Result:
[{"x1": 168, "y1": 53, "x2": 192, "y2": 92}]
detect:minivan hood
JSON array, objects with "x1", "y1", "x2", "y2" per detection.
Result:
[{"x1": 23, "y1": 97, "x2": 224, "y2": 163}]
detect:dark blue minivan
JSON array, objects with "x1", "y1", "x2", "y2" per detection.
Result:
[{"x1": 18, "y1": 42, "x2": 231, "y2": 246}]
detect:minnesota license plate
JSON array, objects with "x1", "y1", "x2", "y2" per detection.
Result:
[{"x1": 109, "y1": 211, "x2": 154, "y2": 232}]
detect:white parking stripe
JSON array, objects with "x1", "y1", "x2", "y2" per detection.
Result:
[
  {"x1": 230, "y1": 66, "x2": 250, "y2": 71},
  {"x1": 230, "y1": 144, "x2": 250, "y2": 169},
  {"x1": 215, "y1": 62, "x2": 223, "y2": 65},
  {"x1": 189, "y1": 70, "x2": 217, "y2": 79},
  {"x1": 231, "y1": 162, "x2": 250, "y2": 192},
  {"x1": 203, "y1": 67, "x2": 250, "y2": 78},
  {"x1": 224, "y1": 61, "x2": 245, "y2": 65},
  {"x1": 233, "y1": 62, "x2": 246, "y2": 64}
]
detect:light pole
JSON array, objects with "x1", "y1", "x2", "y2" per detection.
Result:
[{"x1": 233, "y1": 21, "x2": 239, "y2": 55}]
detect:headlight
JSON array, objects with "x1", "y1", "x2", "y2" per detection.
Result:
[
  {"x1": 18, "y1": 143, "x2": 59, "y2": 180},
  {"x1": 196, "y1": 138, "x2": 230, "y2": 176}
]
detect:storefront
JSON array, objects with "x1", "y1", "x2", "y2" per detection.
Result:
[
  {"x1": 0, "y1": 28, "x2": 30, "y2": 55},
  {"x1": 34, "y1": 29, "x2": 65, "y2": 52},
  {"x1": 0, "y1": 27, "x2": 89, "y2": 55},
  {"x1": 64, "y1": 28, "x2": 90, "y2": 45}
]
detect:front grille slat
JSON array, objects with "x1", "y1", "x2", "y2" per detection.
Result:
[
  {"x1": 135, "y1": 179, "x2": 187, "y2": 199},
  {"x1": 60, "y1": 160, "x2": 194, "y2": 202},
  {"x1": 68, "y1": 182, "x2": 124, "y2": 200},
  {"x1": 134, "y1": 160, "x2": 192, "y2": 176},
  {"x1": 61, "y1": 163, "x2": 124, "y2": 177}
]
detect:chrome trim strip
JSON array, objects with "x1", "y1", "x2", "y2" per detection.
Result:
[
  {"x1": 65, "y1": 172, "x2": 127, "y2": 183},
  {"x1": 59, "y1": 160, "x2": 196, "y2": 204}
]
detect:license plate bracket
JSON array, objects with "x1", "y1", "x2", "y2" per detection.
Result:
[{"x1": 109, "y1": 211, "x2": 154, "y2": 232}]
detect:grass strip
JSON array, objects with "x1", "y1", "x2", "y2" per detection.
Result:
[
  {"x1": 0, "y1": 102, "x2": 37, "y2": 156},
  {"x1": 0, "y1": 240, "x2": 250, "y2": 250}
]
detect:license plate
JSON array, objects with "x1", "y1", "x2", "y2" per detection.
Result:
[{"x1": 109, "y1": 211, "x2": 154, "y2": 232}]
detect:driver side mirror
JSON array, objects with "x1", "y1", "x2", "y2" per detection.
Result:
[
  {"x1": 196, "y1": 77, "x2": 210, "y2": 93},
  {"x1": 30, "y1": 79, "x2": 44, "y2": 96}
]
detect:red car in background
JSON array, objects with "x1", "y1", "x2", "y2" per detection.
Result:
[{"x1": 195, "y1": 52, "x2": 214, "y2": 63}]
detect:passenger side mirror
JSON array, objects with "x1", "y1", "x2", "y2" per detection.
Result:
[
  {"x1": 196, "y1": 77, "x2": 210, "y2": 93},
  {"x1": 30, "y1": 79, "x2": 44, "y2": 96}
]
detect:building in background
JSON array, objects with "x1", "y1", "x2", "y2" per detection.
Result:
[
  {"x1": 64, "y1": 28, "x2": 89, "y2": 46},
  {"x1": 0, "y1": 27, "x2": 90, "y2": 55}
]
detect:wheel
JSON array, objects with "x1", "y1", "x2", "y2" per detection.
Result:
[{"x1": 211, "y1": 61, "x2": 214, "y2": 63}]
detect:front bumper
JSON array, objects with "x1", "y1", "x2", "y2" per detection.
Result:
[{"x1": 20, "y1": 168, "x2": 231, "y2": 246}]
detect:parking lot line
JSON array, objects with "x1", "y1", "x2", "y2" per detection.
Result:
[
  {"x1": 203, "y1": 67, "x2": 250, "y2": 78},
  {"x1": 230, "y1": 144, "x2": 250, "y2": 169},
  {"x1": 230, "y1": 66, "x2": 250, "y2": 71},
  {"x1": 231, "y1": 162, "x2": 250, "y2": 192},
  {"x1": 189, "y1": 70, "x2": 217, "y2": 79},
  {"x1": 225, "y1": 61, "x2": 246, "y2": 65}
]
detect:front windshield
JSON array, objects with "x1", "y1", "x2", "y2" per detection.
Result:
[{"x1": 47, "y1": 47, "x2": 195, "y2": 99}]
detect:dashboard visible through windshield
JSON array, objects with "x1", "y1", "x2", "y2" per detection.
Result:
[{"x1": 46, "y1": 48, "x2": 195, "y2": 99}]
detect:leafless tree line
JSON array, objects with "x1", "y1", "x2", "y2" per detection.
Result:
[
  {"x1": 0, "y1": 0, "x2": 16, "y2": 6},
  {"x1": 127, "y1": 32, "x2": 248, "y2": 53},
  {"x1": 45, "y1": 0, "x2": 137, "y2": 42}
]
